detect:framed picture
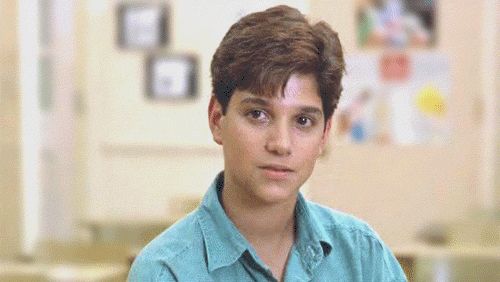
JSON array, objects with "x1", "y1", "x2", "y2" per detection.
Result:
[
  {"x1": 357, "y1": 0, "x2": 436, "y2": 49},
  {"x1": 117, "y1": 3, "x2": 168, "y2": 49},
  {"x1": 146, "y1": 54, "x2": 198, "y2": 100}
]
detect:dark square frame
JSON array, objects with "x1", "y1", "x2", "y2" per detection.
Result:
[
  {"x1": 117, "y1": 3, "x2": 169, "y2": 50},
  {"x1": 145, "y1": 54, "x2": 198, "y2": 100}
]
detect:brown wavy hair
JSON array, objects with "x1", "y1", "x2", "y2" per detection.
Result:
[{"x1": 210, "y1": 5, "x2": 345, "y2": 121}]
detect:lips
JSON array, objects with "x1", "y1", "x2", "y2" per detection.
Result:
[
  {"x1": 259, "y1": 164, "x2": 294, "y2": 180},
  {"x1": 259, "y1": 164, "x2": 294, "y2": 172}
]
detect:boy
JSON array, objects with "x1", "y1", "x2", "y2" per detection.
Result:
[{"x1": 129, "y1": 5, "x2": 406, "y2": 281}]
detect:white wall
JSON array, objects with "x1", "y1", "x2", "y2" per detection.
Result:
[
  {"x1": 309, "y1": 0, "x2": 493, "y2": 246},
  {"x1": 79, "y1": 0, "x2": 309, "y2": 223},
  {"x1": 77, "y1": 0, "x2": 497, "y2": 248}
]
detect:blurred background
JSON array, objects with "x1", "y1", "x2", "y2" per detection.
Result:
[{"x1": 0, "y1": 0, "x2": 499, "y2": 281}]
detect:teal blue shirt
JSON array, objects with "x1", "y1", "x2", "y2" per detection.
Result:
[{"x1": 129, "y1": 173, "x2": 407, "y2": 281}]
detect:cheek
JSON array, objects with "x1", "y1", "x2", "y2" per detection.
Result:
[
  {"x1": 294, "y1": 138, "x2": 323, "y2": 163},
  {"x1": 223, "y1": 123, "x2": 261, "y2": 159}
]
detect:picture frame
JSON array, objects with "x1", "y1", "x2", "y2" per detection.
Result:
[
  {"x1": 117, "y1": 3, "x2": 168, "y2": 50},
  {"x1": 146, "y1": 54, "x2": 198, "y2": 100},
  {"x1": 356, "y1": 0, "x2": 436, "y2": 49}
]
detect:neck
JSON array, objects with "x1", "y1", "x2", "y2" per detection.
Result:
[
  {"x1": 220, "y1": 178, "x2": 297, "y2": 281},
  {"x1": 221, "y1": 182, "x2": 297, "y2": 244}
]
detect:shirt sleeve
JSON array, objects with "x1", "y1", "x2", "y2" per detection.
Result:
[
  {"x1": 361, "y1": 236, "x2": 408, "y2": 282},
  {"x1": 381, "y1": 245, "x2": 408, "y2": 282}
]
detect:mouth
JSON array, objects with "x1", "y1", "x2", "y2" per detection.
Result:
[
  {"x1": 259, "y1": 164, "x2": 294, "y2": 172},
  {"x1": 259, "y1": 165, "x2": 294, "y2": 180}
]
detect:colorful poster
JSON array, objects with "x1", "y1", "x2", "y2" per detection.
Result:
[
  {"x1": 333, "y1": 52, "x2": 451, "y2": 145},
  {"x1": 357, "y1": 0, "x2": 436, "y2": 49}
]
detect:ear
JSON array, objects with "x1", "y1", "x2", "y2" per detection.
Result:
[
  {"x1": 318, "y1": 117, "x2": 332, "y2": 156},
  {"x1": 208, "y1": 95, "x2": 224, "y2": 145}
]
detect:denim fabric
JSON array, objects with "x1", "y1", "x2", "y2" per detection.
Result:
[{"x1": 128, "y1": 173, "x2": 407, "y2": 281}]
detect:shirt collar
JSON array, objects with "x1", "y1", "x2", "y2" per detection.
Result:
[
  {"x1": 294, "y1": 192, "x2": 333, "y2": 272},
  {"x1": 197, "y1": 172, "x2": 250, "y2": 272},
  {"x1": 197, "y1": 172, "x2": 333, "y2": 273}
]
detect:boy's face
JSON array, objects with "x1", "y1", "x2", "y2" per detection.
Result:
[{"x1": 209, "y1": 73, "x2": 331, "y2": 205}]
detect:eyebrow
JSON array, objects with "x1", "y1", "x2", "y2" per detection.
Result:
[
  {"x1": 239, "y1": 97, "x2": 323, "y2": 116},
  {"x1": 300, "y1": 107, "x2": 323, "y2": 116},
  {"x1": 240, "y1": 97, "x2": 270, "y2": 107}
]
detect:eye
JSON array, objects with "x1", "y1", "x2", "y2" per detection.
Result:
[
  {"x1": 296, "y1": 116, "x2": 314, "y2": 128},
  {"x1": 247, "y1": 109, "x2": 269, "y2": 122}
]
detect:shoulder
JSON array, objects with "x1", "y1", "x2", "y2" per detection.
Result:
[
  {"x1": 128, "y1": 211, "x2": 204, "y2": 281},
  {"x1": 306, "y1": 200, "x2": 379, "y2": 239},
  {"x1": 305, "y1": 200, "x2": 407, "y2": 281}
]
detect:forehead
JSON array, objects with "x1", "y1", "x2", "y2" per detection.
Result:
[
  {"x1": 232, "y1": 73, "x2": 321, "y2": 107},
  {"x1": 281, "y1": 73, "x2": 319, "y2": 100}
]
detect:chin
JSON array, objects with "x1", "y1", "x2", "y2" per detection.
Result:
[{"x1": 254, "y1": 182, "x2": 300, "y2": 205}]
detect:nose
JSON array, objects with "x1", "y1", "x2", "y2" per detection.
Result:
[{"x1": 265, "y1": 121, "x2": 292, "y2": 156}]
